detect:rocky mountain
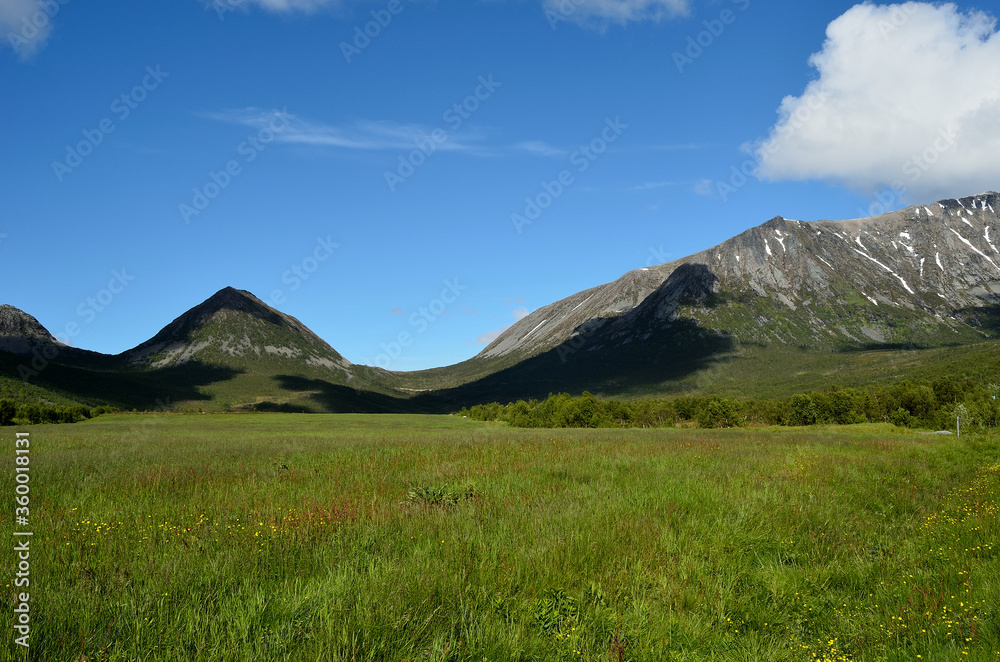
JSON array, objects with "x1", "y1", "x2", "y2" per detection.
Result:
[
  {"x1": 3, "y1": 193, "x2": 999, "y2": 410},
  {"x1": 479, "y1": 192, "x2": 1000, "y2": 363},
  {"x1": 0, "y1": 305, "x2": 63, "y2": 355},
  {"x1": 0, "y1": 304, "x2": 111, "y2": 371},
  {"x1": 0, "y1": 288, "x2": 400, "y2": 412},
  {"x1": 123, "y1": 286, "x2": 352, "y2": 375}
]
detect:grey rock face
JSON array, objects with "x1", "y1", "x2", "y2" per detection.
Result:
[
  {"x1": 482, "y1": 192, "x2": 1000, "y2": 360},
  {"x1": 0, "y1": 304, "x2": 63, "y2": 355}
]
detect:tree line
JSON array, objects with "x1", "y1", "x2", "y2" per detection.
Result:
[
  {"x1": 458, "y1": 378, "x2": 1000, "y2": 431},
  {"x1": 0, "y1": 400, "x2": 119, "y2": 426}
]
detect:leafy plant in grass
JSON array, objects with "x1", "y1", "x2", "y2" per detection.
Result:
[
  {"x1": 533, "y1": 588, "x2": 579, "y2": 635},
  {"x1": 406, "y1": 481, "x2": 479, "y2": 507}
]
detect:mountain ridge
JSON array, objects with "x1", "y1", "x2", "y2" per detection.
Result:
[
  {"x1": 2, "y1": 191, "x2": 999, "y2": 410},
  {"x1": 479, "y1": 192, "x2": 1000, "y2": 363}
]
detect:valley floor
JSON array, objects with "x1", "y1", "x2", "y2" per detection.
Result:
[{"x1": 2, "y1": 414, "x2": 998, "y2": 660}]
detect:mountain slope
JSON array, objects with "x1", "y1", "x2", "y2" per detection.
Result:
[
  {"x1": 478, "y1": 192, "x2": 1000, "y2": 362},
  {"x1": 399, "y1": 192, "x2": 1000, "y2": 402}
]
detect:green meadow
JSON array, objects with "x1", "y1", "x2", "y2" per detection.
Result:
[{"x1": 2, "y1": 414, "x2": 998, "y2": 661}]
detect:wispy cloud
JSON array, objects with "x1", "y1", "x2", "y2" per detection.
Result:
[
  {"x1": 206, "y1": 0, "x2": 691, "y2": 27},
  {"x1": 1, "y1": 0, "x2": 56, "y2": 59},
  {"x1": 621, "y1": 180, "x2": 679, "y2": 192},
  {"x1": 693, "y1": 178, "x2": 714, "y2": 196},
  {"x1": 580, "y1": 180, "x2": 680, "y2": 193},
  {"x1": 514, "y1": 141, "x2": 569, "y2": 158},
  {"x1": 203, "y1": 0, "x2": 347, "y2": 14},
  {"x1": 648, "y1": 143, "x2": 713, "y2": 151},
  {"x1": 208, "y1": 108, "x2": 668, "y2": 161},
  {"x1": 204, "y1": 107, "x2": 485, "y2": 152},
  {"x1": 543, "y1": 0, "x2": 690, "y2": 28},
  {"x1": 476, "y1": 329, "x2": 505, "y2": 345},
  {"x1": 476, "y1": 306, "x2": 532, "y2": 345}
]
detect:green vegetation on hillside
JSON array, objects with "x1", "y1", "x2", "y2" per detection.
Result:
[
  {"x1": 3, "y1": 331, "x2": 999, "y2": 416},
  {"x1": 2, "y1": 414, "x2": 997, "y2": 660}
]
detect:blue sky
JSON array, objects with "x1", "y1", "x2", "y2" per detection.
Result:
[{"x1": 2, "y1": 0, "x2": 999, "y2": 370}]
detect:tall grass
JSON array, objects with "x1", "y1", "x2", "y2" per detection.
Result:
[{"x1": 2, "y1": 414, "x2": 998, "y2": 660}]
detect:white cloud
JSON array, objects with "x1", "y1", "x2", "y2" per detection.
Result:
[
  {"x1": 250, "y1": 0, "x2": 333, "y2": 9},
  {"x1": 205, "y1": 0, "x2": 343, "y2": 14},
  {"x1": 476, "y1": 328, "x2": 504, "y2": 345},
  {"x1": 476, "y1": 306, "x2": 532, "y2": 345},
  {"x1": 1, "y1": 0, "x2": 57, "y2": 59},
  {"x1": 514, "y1": 141, "x2": 568, "y2": 158},
  {"x1": 693, "y1": 178, "x2": 714, "y2": 196},
  {"x1": 210, "y1": 108, "x2": 635, "y2": 160},
  {"x1": 751, "y1": 2, "x2": 1000, "y2": 202},
  {"x1": 206, "y1": 0, "x2": 689, "y2": 26},
  {"x1": 205, "y1": 107, "x2": 483, "y2": 152},
  {"x1": 622, "y1": 180, "x2": 677, "y2": 191},
  {"x1": 543, "y1": 0, "x2": 690, "y2": 28},
  {"x1": 580, "y1": 179, "x2": 679, "y2": 193}
]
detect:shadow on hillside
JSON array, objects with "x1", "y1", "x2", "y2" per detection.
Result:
[
  {"x1": 954, "y1": 305, "x2": 1000, "y2": 336},
  {"x1": 272, "y1": 375, "x2": 442, "y2": 414},
  {"x1": 655, "y1": 262, "x2": 724, "y2": 308},
  {"x1": 394, "y1": 263, "x2": 739, "y2": 410},
  {"x1": 0, "y1": 352, "x2": 241, "y2": 409},
  {"x1": 836, "y1": 342, "x2": 935, "y2": 353},
  {"x1": 411, "y1": 317, "x2": 737, "y2": 410}
]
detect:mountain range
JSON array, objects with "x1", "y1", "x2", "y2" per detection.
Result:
[{"x1": 3, "y1": 192, "x2": 999, "y2": 412}]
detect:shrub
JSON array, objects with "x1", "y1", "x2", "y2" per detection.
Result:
[
  {"x1": 890, "y1": 407, "x2": 914, "y2": 428},
  {"x1": 786, "y1": 394, "x2": 818, "y2": 426},
  {"x1": 0, "y1": 399, "x2": 15, "y2": 426},
  {"x1": 697, "y1": 398, "x2": 740, "y2": 429}
]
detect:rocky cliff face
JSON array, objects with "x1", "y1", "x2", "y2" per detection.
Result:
[{"x1": 481, "y1": 192, "x2": 1000, "y2": 360}]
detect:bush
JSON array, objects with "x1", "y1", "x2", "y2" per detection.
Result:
[
  {"x1": 0, "y1": 399, "x2": 15, "y2": 426},
  {"x1": 697, "y1": 398, "x2": 740, "y2": 429},
  {"x1": 786, "y1": 394, "x2": 818, "y2": 426},
  {"x1": 890, "y1": 407, "x2": 914, "y2": 428}
]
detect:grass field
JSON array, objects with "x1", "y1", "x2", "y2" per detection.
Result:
[{"x1": 2, "y1": 414, "x2": 998, "y2": 661}]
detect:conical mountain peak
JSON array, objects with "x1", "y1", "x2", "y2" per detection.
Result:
[{"x1": 123, "y1": 287, "x2": 351, "y2": 372}]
